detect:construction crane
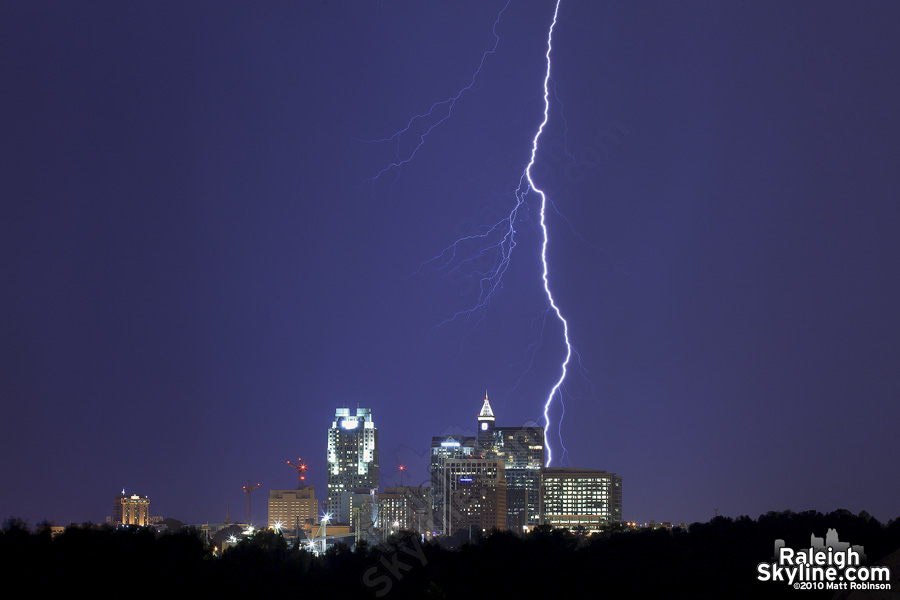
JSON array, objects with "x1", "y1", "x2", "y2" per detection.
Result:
[
  {"x1": 242, "y1": 480, "x2": 260, "y2": 525},
  {"x1": 286, "y1": 458, "x2": 309, "y2": 487}
]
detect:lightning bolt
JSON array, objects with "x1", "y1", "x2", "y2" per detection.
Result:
[
  {"x1": 361, "y1": 0, "x2": 575, "y2": 468},
  {"x1": 357, "y1": 1, "x2": 511, "y2": 188},
  {"x1": 524, "y1": 0, "x2": 569, "y2": 467}
]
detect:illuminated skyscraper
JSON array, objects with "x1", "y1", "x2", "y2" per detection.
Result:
[
  {"x1": 113, "y1": 491, "x2": 150, "y2": 526},
  {"x1": 326, "y1": 407, "x2": 378, "y2": 518},
  {"x1": 477, "y1": 393, "x2": 545, "y2": 529},
  {"x1": 428, "y1": 393, "x2": 545, "y2": 534},
  {"x1": 476, "y1": 392, "x2": 495, "y2": 445}
]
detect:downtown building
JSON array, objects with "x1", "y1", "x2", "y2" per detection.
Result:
[
  {"x1": 267, "y1": 485, "x2": 318, "y2": 531},
  {"x1": 429, "y1": 393, "x2": 544, "y2": 534},
  {"x1": 541, "y1": 467, "x2": 622, "y2": 533},
  {"x1": 113, "y1": 492, "x2": 150, "y2": 526},
  {"x1": 441, "y1": 458, "x2": 506, "y2": 537},
  {"x1": 430, "y1": 434, "x2": 476, "y2": 534},
  {"x1": 326, "y1": 407, "x2": 379, "y2": 521},
  {"x1": 377, "y1": 486, "x2": 433, "y2": 535},
  {"x1": 476, "y1": 394, "x2": 545, "y2": 530}
]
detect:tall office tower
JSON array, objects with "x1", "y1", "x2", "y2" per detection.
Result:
[
  {"x1": 327, "y1": 407, "x2": 379, "y2": 519},
  {"x1": 113, "y1": 492, "x2": 150, "y2": 526},
  {"x1": 442, "y1": 458, "x2": 506, "y2": 536},
  {"x1": 430, "y1": 434, "x2": 476, "y2": 534},
  {"x1": 541, "y1": 468, "x2": 622, "y2": 533},
  {"x1": 476, "y1": 392, "x2": 495, "y2": 450},
  {"x1": 476, "y1": 393, "x2": 545, "y2": 529},
  {"x1": 378, "y1": 486, "x2": 434, "y2": 535},
  {"x1": 267, "y1": 485, "x2": 318, "y2": 531},
  {"x1": 491, "y1": 425, "x2": 544, "y2": 530}
]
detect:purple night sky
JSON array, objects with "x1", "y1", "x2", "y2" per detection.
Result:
[{"x1": 2, "y1": 1, "x2": 898, "y2": 528}]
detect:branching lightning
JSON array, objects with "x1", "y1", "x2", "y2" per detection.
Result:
[
  {"x1": 361, "y1": 0, "x2": 578, "y2": 467},
  {"x1": 357, "y1": 1, "x2": 512, "y2": 187},
  {"x1": 524, "y1": 0, "x2": 569, "y2": 467}
]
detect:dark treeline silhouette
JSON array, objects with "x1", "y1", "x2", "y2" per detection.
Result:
[{"x1": 2, "y1": 510, "x2": 898, "y2": 599}]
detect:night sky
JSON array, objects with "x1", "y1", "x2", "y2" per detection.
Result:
[{"x1": 2, "y1": 1, "x2": 899, "y2": 528}]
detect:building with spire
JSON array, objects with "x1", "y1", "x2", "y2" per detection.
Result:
[
  {"x1": 326, "y1": 407, "x2": 379, "y2": 519},
  {"x1": 476, "y1": 392, "x2": 545, "y2": 530},
  {"x1": 477, "y1": 390, "x2": 496, "y2": 449}
]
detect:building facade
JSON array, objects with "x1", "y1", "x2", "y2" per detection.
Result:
[
  {"x1": 491, "y1": 425, "x2": 544, "y2": 530},
  {"x1": 327, "y1": 407, "x2": 378, "y2": 518},
  {"x1": 113, "y1": 492, "x2": 150, "y2": 526},
  {"x1": 378, "y1": 486, "x2": 433, "y2": 535},
  {"x1": 430, "y1": 434, "x2": 476, "y2": 534},
  {"x1": 267, "y1": 485, "x2": 318, "y2": 530},
  {"x1": 477, "y1": 394, "x2": 545, "y2": 529},
  {"x1": 541, "y1": 468, "x2": 622, "y2": 533},
  {"x1": 442, "y1": 458, "x2": 506, "y2": 536}
]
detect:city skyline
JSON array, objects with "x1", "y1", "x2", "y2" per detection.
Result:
[{"x1": 3, "y1": 1, "x2": 900, "y2": 529}]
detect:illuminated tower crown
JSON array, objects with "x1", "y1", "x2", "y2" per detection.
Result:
[
  {"x1": 478, "y1": 390, "x2": 495, "y2": 430},
  {"x1": 477, "y1": 391, "x2": 497, "y2": 459}
]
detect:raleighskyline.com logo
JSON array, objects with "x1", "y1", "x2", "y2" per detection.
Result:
[{"x1": 757, "y1": 529, "x2": 891, "y2": 591}]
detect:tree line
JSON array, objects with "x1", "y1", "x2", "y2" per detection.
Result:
[{"x1": 2, "y1": 509, "x2": 898, "y2": 599}]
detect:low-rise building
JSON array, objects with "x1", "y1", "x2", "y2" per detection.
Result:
[{"x1": 541, "y1": 468, "x2": 622, "y2": 533}]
